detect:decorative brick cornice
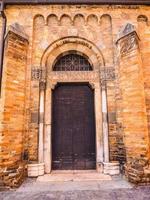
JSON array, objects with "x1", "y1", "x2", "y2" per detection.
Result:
[{"x1": 3, "y1": 0, "x2": 150, "y2": 5}]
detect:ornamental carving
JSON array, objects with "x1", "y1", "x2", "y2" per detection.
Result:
[
  {"x1": 100, "y1": 67, "x2": 115, "y2": 81},
  {"x1": 119, "y1": 33, "x2": 139, "y2": 56},
  {"x1": 31, "y1": 68, "x2": 42, "y2": 80},
  {"x1": 48, "y1": 71, "x2": 99, "y2": 81},
  {"x1": 116, "y1": 23, "x2": 139, "y2": 57},
  {"x1": 39, "y1": 80, "x2": 46, "y2": 91}
]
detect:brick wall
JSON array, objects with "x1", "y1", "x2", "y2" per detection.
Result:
[
  {"x1": 0, "y1": 25, "x2": 29, "y2": 187},
  {"x1": 0, "y1": 5, "x2": 150, "y2": 187}
]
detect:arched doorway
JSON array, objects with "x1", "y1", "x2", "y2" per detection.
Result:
[
  {"x1": 52, "y1": 53, "x2": 96, "y2": 170},
  {"x1": 41, "y1": 38, "x2": 105, "y2": 173}
]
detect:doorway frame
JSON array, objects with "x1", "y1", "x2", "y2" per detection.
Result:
[
  {"x1": 44, "y1": 74, "x2": 103, "y2": 173},
  {"x1": 40, "y1": 37, "x2": 106, "y2": 173}
]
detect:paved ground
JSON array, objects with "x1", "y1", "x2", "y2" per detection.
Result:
[{"x1": 0, "y1": 176, "x2": 150, "y2": 200}]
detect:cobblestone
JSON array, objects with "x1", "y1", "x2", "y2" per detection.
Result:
[{"x1": 0, "y1": 178, "x2": 150, "y2": 200}]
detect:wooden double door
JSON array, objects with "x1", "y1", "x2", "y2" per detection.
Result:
[{"x1": 52, "y1": 83, "x2": 96, "y2": 170}]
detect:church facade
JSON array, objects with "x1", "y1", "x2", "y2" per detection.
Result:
[{"x1": 0, "y1": 0, "x2": 150, "y2": 187}]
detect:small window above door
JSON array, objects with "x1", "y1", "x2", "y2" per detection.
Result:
[{"x1": 53, "y1": 53, "x2": 93, "y2": 71}]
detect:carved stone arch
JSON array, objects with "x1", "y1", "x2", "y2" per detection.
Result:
[
  {"x1": 87, "y1": 14, "x2": 99, "y2": 26},
  {"x1": 41, "y1": 37, "x2": 105, "y2": 77},
  {"x1": 60, "y1": 14, "x2": 72, "y2": 26},
  {"x1": 73, "y1": 14, "x2": 85, "y2": 26},
  {"x1": 47, "y1": 14, "x2": 58, "y2": 26}
]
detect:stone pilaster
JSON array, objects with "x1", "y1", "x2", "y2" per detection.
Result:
[
  {"x1": 116, "y1": 23, "x2": 150, "y2": 183},
  {"x1": 0, "y1": 23, "x2": 29, "y2": 187}
]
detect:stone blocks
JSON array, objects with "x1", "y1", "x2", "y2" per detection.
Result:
[
  {"x1": 0, "y1": 4, "x2": 150, "y2": 187},
  {"x1": 103, "y1": 162, "x2": 120, "y2": 175}
]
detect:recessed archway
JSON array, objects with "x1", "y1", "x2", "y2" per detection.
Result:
[{"x1": 39, "y1": 37, "x2": 107, "y2": 173}]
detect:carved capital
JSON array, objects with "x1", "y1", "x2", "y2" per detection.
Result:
[
  {"x1": 101, "y1": 79, "x2": 106, "y2": 90},
  {"x1": 31, "y1": 68, "x2": 42, "y2": 80},
  {"x1": 39, "y1": 80, "x2": 46, "y2": 91},
  {"x1": 100, "y1": 67, "x2": 115, "y2": 81}
]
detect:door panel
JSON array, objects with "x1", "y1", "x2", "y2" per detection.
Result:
[{"x1": 52, "y1": 83, "x2": 96, "y2": 170}]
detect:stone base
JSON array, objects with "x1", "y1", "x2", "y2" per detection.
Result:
[
  {"x1": 37, "y1": 170, "x2": 112, "y2": 182},
  {"x1": 0, "y1": 162, "x2": 26, "y2": 188},
  {"x1": 103, "y1": 162, "x2": 120, "y2": 175},
  {"x1": 27, "y1": 163, "x2": 45, "y2": 177}
]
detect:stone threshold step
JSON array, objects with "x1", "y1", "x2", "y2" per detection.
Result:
[{"x1": 37, "y1": 171, "x2": 112, "y2": 182}]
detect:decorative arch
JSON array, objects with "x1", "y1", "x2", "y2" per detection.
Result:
[
  {"x1": 73, "y1": 14, "x2": 85, "y2": 26},
  {"x1": 47, "y1": 14, "x2": 58, "y2": 26},
  {"x1": 60, "y1": 14, "x2": 72, "y2": 26},
  {"x1": 41, "y1": 36, "x2": 105, "y2": 78},
  {"x1": 33, "y1": 14, "x2": 45, "y2": 22},
  {"x1": 100, "y1": 14, "x2": 112, "y2": 21},
  {"x1": 87, "y1": 14, "x2": 99, "y2": 26}
]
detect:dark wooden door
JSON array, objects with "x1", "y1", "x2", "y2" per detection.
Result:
[{"x1": 52, "y1": 83, "x2": 96, "y2": 170}]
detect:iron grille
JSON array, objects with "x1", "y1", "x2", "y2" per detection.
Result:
[{"x1": 53, "y1": 54, "x2": 92, "y2": 71}]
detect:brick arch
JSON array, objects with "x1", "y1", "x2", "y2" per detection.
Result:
[
  {"x1": 60, "y1": 14, "x2": 72, "y2": 26},
  {"x1": 47, "y1": 14, "x2": 58, "y2": 26},
  {"x1": 73, "y1": 14, "x2": 85, "y2": 26},
  {"x1": 87, "y1": 14, "x2": 99, "y2": 26},
  {"x1": 33, "y1": 14, "x2": 45, "y2": 24},
  {"x1": 41, "y1": 36, "x2": 105, "y2": 78}
]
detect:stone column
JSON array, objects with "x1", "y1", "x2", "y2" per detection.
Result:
[
  {"x1": 94, "y1": 82, "x2": 104, "y2": 171},
  {"x1": 38, "y1": 80, "x2": 46, "y2": 163},
  {"x1": 101, "y1": 81, "x2": 109, "y2": 163},
  {"x1": 101, "y1": 69, "x2": 120, "y2": 175}
]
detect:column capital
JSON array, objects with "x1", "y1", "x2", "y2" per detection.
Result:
[{"x1": 39, "y1": 80, "x2": 46, "y2": 91}]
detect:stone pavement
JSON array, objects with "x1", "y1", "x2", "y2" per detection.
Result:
[{"x1": 0, "y1": 176, "x2": 150, "y2": 200}]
